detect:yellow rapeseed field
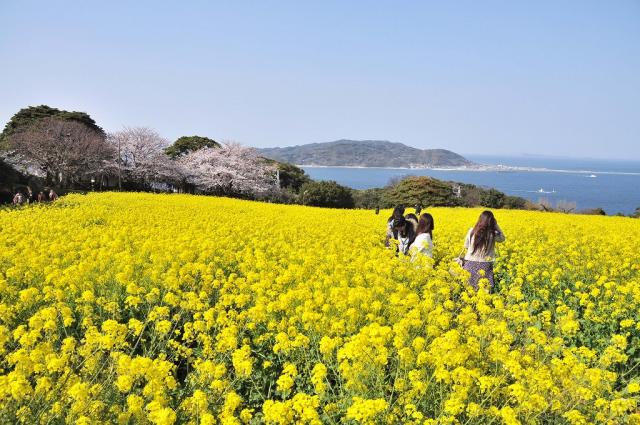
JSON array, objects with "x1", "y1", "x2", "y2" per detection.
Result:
[{"x1": 1, "y1": 192, "x2": 639, "y2": 424}]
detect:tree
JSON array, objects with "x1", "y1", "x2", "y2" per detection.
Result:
[
  {"x1": 459, "y1": 184, "x2": 482, "y2": 207},
  {"x1": 503, "y1": 195, "x2": 527, "y2": 210},
  {"x1": 0, "y1": 105, "x2": 103, "y2": 149},
  {"x1": 538, "y1": 197, "x2": 553, "y2": 211},
  {"x1": 178, "y1": 142, "x2": 276, "y2": 196},
  {"x1": 353, "y1": 188, "x2": 385, "y2": 209},
  {"x1": 0, "y1": 159, "x2": 44, "y2": 204},
  {"x1": 107, "y1": 127, "x2": 182, "y2": 189},
  {"x1": 580, "y1": 207, "x2": 606, "y2": 215},
  {"x1": 261, "y1": 158, "x2": 311, "y2": 191},
  {"x1": 633, "y1": 207, "x2": 640, "y2": 218},
  {"x1": 0, "y1": 159, "x2": 25, "y2": 188},
  {"x1": 383, "y1": 176, "x2": 459, "y2": 207},
  {"x1": 165, "y1": 135, "x2": 219, "y2": 158},
  {"x1": 299, "y1": 180, "x2": 355, "y2": 208},
  {"x1": 555, "y1": 200, "x2": 577, "y2": 213},
  {"x1": 3, "y1": 116, "x2": 113, "y2": 187},
  {"x1": 480, "y1": 188, "x2": 506, "y2": 209}
]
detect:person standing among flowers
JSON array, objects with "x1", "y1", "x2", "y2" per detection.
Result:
[
  {"x1": 404, "y1": 213, "x2": 419, "y2": 234},
  {"x1": 385, "y1": 205, "x2": 405, "y2": 248},
  {"x1": 392, "y1": 216, "x2": 415, "y2": 255},
  {"x1": 462, "y1": 210, "x2": 505, "y2": 290},
  {"x1": 410, "y1": 213, "x2": 435, "y2": 260},
  {"x1": 12, "y1": 191, "x2": 25, "y2": 206}
]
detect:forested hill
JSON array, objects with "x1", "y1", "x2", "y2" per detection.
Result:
[{"x1": 258, "y1": 140, "x2": 474, "y2": 168}]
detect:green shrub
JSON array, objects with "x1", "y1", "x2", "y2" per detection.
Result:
[{"x1": 299, "y1": 180, "x2": 355, "y2": 208}]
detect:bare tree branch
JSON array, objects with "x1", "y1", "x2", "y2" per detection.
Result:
[
  {"x1": 107, "y1": 127, "x2": 182, "y2": 188},
  {"x1": 6, "y1": 117, "x2": 114, "y2": 187}
]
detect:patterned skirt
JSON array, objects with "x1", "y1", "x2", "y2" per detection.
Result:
[{"x1": 463, "y1": 260, "x2": 495, "y2": 291}]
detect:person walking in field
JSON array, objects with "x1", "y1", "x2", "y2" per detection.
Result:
[
  {"x1": 48, "y1": 189, "x2": 59, "y2": 201},
  {"x1": 410, "y1": 213, "x2": 434, "y2": 260},
  {"x1": 462, "y1": 210, "x2": 505, "y2": 291}
]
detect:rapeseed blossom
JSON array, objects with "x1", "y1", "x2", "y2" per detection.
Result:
[{"x1": 0, "y1": 192, "x2": 639, "y2": 423}]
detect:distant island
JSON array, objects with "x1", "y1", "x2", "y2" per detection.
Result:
[{"x1": 258, "y1": 139, "x2": 474, "y2": 168}]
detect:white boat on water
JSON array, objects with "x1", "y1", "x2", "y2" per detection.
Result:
[{"x1": 588, "y1": 174, "x2": 597, "y2": 178}]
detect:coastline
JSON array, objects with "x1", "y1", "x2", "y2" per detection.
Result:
[{"x1": 298, "y1": 164, "x2": 640, "y2": 176}]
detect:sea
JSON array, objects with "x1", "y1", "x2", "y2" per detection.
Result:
[{"x1": 301, "y1": 155, "x2": 640, "y2": 215}]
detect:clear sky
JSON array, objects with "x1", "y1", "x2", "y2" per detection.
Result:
[{"x1": 1, "y1": 1, "x2": 639, "y2": 159}]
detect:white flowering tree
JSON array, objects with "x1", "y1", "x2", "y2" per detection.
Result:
[
  {"x1": 178, "y1": 142, "x2": 277, "y2": 196},
  {"x1": 3, "y1": 116, "x2": 114, "y2": 187},
  {"x1": 107, "y1": 127, "x2": 182, "y2": 189}
]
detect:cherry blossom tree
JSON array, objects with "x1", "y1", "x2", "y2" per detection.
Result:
[
  {"x1": 178, "y1": 142, "x2": 277, "y2": 196},
  {"x1": 3, "y1": 116, "x2": 114, "y2": 187},
  {"x1": 107, "y1": 127, "x2": 183, "y2": 189}
]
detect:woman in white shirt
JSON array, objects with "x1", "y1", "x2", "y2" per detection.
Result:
[
  {"x1": 410, "y1": 213, "x2": 434, "y2": 260},
  {"x1": 462, "y1": 210, "x2": 505, "y2": 291}
]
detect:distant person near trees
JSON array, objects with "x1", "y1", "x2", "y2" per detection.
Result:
[
  {"x1": 414, "y1": 204, "x2": 422, "y2": 215},
  {"x1": 461, "y1": 210, "x2": 505, "y2": 291},
  {"x1": 37, "y1": 191, "x2": 46, "y2": 202},
  {"x1": 12, "y1": 191, "x2": 25, "y2": 205},
  {"x1": 48, "y1": 189, "x2": 59, "y2": 201}
]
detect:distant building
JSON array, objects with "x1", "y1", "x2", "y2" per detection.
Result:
[{"x1": 453, "y1": 184, "x2": 462, "y2": 198}]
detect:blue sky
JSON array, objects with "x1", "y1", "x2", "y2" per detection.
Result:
[{"x1": 1, "y1": 1, "x2": 639, "y2": 159}]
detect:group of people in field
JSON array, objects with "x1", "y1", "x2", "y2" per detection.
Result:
[
  {"x1": 385, "y1": 205, "x2": 505, "y2": 291},
  {"x1": 11, "y1": 187, "x2": 58, "y2": 206}
]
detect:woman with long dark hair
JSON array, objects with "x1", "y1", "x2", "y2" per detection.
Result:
[
  {"x1": 404, "y1": 213, "x2": 419, "y2": 235},
  {"x1": 462, "y1": 211, "x2": 505, "y2": 290},
  {"x1": 392, "y1": 217, "x2": 415, "y2": 255},
  {"x1": 385, "y1": 205, "x2": 405, "y2": 248},
  {"x1": 410, "y1": 213, "x2": 434, "y2": 259}
]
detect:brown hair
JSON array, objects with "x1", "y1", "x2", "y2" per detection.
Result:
[
  {"x1": 471, "y1": 210, "x2": 497, "y2": 255},
  {"x1": 416, "y1": 213, "x2": 434, "y2": 238}
]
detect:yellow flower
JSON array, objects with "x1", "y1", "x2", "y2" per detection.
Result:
[
  {"x1": 147, "y1": 407, "x2": 176, "y2": 425},
  {"x1": 115, "y1": 374, "x2": 133, "y2": 393},
  {"x1": 628, "y1": 382, "x2": 640, "y2": 394},
  {"x1": 155, "y1": 320, "x2": 172, "y2": 336},
  {"x1": 2, "y1": 193, "x2": 640, "y2": 423},
  {"x1": 232, "y1": 344, "x2": 253, "y2": 378},
  {"x1": 346, "y1": 397, "x2": 388, "y2": 424},
  {"x1": 311, "y1": 363, "x2": 327, "y2": 395}
]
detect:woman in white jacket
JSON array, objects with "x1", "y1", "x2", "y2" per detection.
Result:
[{"x1": 410, "y1": 213, "x2": 434, "y2": 260}]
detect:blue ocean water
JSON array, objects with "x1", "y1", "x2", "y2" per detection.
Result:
[{"x1": 302, "y1": 155, "x2": 640, "y2": 215}]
